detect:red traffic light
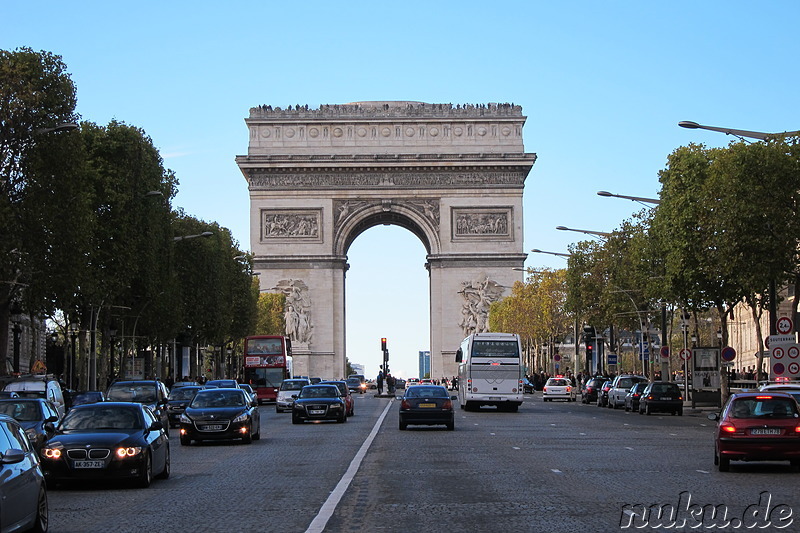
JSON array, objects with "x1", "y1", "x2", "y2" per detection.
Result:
[{"x1": 381, "y1": 338, "x2": 387, "y2": 351}]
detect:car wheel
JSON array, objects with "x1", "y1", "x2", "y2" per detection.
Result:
[
  {"x1": 791, "y1": 459, "x2": 800, "y2": 472},
  {"x1": 624, "y1": 403, "x2": 629, "y2": 412},
  {"x1": 242, "y1": 427, "x2": 253, "y2": 444},
  {"x1": 446, "y1": 420, "x2": 454, "y2": 431},
  {"x1": 275, "y1": 407, "x2": 282, "y2": 413},
  {"x1": 292, "y1": 414, "x2": 302, "y2": 424},
  {"x1": 180, "y1": 434, "x2": 191, "y2": 446},
  {"x1": 157, "y1": 445, "x2": 170, "y2": 479},
  {"x1": 677, "y1": 409, "x2": 683, "y2": 416},
  {"x1": 645, "y1": 404, "x2": 652, "y2": 416},
  {"x1": 718, "y1": 456, "x2": 730, "y2": 472},
  {"x1": 399, "y1": 420, "x2": 407, "y2": 430},
  {"x1": 136, "y1": 451, "x2": 152, "y2": 488},
  {"x1": 31, "y1": 485, "x2": 48, "y2": 533},
  {"x1": 254, "y1": 422, "x2": 261, "y2": 441}
]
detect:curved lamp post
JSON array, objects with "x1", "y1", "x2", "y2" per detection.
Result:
[
  {"x1": 678, "y1": 121, "x2": 800, "y2": 141},
  {"x1": 597, "y1": 191, "x2": 661, "y2": 206},
  {"x1": 555, "y1": 225, "x2": 611, "y2": 239}
]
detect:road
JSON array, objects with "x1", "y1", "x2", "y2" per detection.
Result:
[{"x1": 48, "y1": 393, "x2": 800, "y2": 532}]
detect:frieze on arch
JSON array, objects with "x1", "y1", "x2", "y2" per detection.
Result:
[{"x1": 246, "y1": 170, "x2": 526, "y2": 190}]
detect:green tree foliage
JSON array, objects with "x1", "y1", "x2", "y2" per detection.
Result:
[{"x1": 255, "y1": 292, "x2": 286, "y2": 335}]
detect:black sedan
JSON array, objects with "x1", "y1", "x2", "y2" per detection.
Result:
[
  {"x1": 0, "y1": 398, "x2": 60, "y2": 452},
  {"x1": 179, "y1": 388, "x2": 260, "y2": 445},
  {"x1": 39, "y1": 402, "x2": 170, "y2": 488},
  {"x1": 399, "y1": 385, "x2": 455, "y2": 431},
  {"x1": 166, "y1": 385, "x2": 204, "y2": 428},
  {"x1": 292, "y1": 385, "x2": 347, "y2": 424}
]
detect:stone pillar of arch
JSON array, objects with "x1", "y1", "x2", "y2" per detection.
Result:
[{"x1": 236, "y1": 102, "x2": 536, "y2": 379}]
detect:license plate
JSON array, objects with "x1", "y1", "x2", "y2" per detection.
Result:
[
  {"x1": 74, "y1": 460, "x2": 104, "y2": 469},
  {"x1": 309, "y1": 409, "x2": 325, "y2": 415},
  {"x1": 751, "y1": 428, "x2": 781, "y2": 435},
  {"x1": 489, "y1": 397, "x2": 501, "y2": 401},
  {"x1": 418, "y1": 403, "x2": 436, "y2": 408},
  {"x1": 203, "y1": 424, "x2": 224, "y2": 430},
  {"x1": 660, "y1": 397, "x2": 673, "y2": 400}
]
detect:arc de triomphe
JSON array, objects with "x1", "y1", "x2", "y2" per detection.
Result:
[{"x1": 236, "y1": 102, "x2": 536, "y2": 379}]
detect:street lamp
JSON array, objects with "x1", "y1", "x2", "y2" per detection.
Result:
[
  {"x1": 34, "y1": 122, "x2": 79, "y2": 135},
  {"x1": 173, "y1": 231, "x2": 213, "y2": 242},
  {"x1": 555, "y1": 226, "x2": 612, "y2": 239},
  {"x1": 597, "y1": 191, "x2": 661, "y2": 206},
  {"x1": 678, "y1": 121, "x2": 800, "y2": 141},
  {"x1": 530, "y1": 248, "x2": 571, "y2": 258}
]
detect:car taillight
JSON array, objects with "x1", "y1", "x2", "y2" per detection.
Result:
[
  {"x1": 721, "y1": 423, "x2": 737, "y2": 433},
  {"x1": 566, "y1": 386, "x2": 571, "y2": 392},
  {"x1": 443, "y1": 400, "x2": 452, "y2": 409},
  {"x1": 647, "y1": 395, "x2": 654, "y2": 400},
  {"x1": 543, "y1": 387, "x2": 548, "y2": 392},
  {"x1": 795, "y1": 426, "x2": 800, "y2": 434},
  {"x1": 401, "y1": 400, "x2": 411, "y2": 409}
]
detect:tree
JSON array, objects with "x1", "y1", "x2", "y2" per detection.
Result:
[
  {"x1": 0, "y1": 47, "x2": 78, "y2": 369},
  {"x1": 255, "y1": 292, "x2": 285, "y2": 335}
]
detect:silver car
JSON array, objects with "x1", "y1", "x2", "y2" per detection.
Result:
[{"x1": 0, "y1": 414, "x2": 48, "y2": 532}]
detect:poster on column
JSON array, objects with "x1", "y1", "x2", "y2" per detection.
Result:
[{"x1": 692, "y1": 347, "x2": 720, "y2": 390}]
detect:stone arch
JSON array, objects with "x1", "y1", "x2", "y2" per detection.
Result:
[{"x1": 334, "y1": 201, "x2": 440, "y2": 257}]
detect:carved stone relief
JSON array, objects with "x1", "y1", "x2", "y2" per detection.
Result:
[
  {"x1": 334, "y1": 198, "x2": 440, "y2": 231},
  {"x1": 273, "y1": 279, "x2": 313, "y2": 345},
  {"x1": 452, "y1": 207, "x2": 512, "y2": 240},
  {"x1": 261, "y1": 209, "x2": 321, "y2": 241},
  {"x1": 458, "y1": 276, "x2": 506, "y2": 337},
  {"x1": 248, "y1": 171, "x2": 524, "y2": 190}
]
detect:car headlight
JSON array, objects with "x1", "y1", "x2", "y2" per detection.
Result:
[
  {"x1": 179, "y1": 413, "x2": 192, "y2": 423},
  {"x1": 329, "y1": 403, "x2": 342, "y2": 409},
  {"x1": 42, "y1": 446, "x2": 62, "y2": 459},
  {"x1": 233, "y1": 412, "x2": 250, "y2": 423},
  {"x1": 115, "y1": 446, "x2": 142, "y2": 458}
]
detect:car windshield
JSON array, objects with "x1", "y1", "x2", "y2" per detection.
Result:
[
  {"x1": 62, "y1": 406, "x2": 141, "y2": 430},
  {"x1": 281, "y1": 381, "x2": 307, "y2": 391},
  {"x1": 169, "y1": 387, "x2": 201, "y2": 401},
  {"x1": 548, "y1": 379, "x2": 569, "y2": 387},
  {"x1": 405, "y1": 387, "x2": 447, "y2": 398},
  {"x1": 346, "y1": 379, "x2": 361, "y2": 386},
  {"x1": 299, "y1": 386, "x2": 339, "y2": 399},
  {"x1": 107, "y1": 384, "x2": 157, "y2": 403},
  {"x1": 650, "y1": 384, "x2": 679, "y2": 394},
  {"x1": 191, "y1": 391, "x2": 245, "y2": 408},
  {"x1": 730, "y1": 397, "x2": 797, "y2": 419},
  {"x1": 0, "y1": 401, "x2": 41, "y2": 421}
]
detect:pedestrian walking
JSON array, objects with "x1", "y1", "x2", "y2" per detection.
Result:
[{"x1": 377, "y1": 370, "x2": 384, "y2": 395}]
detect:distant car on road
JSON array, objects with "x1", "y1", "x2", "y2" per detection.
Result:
[
  {"x1": 638, "y1": 382, "x2": 683, "y2": 416},
  {"x1": 106, "y1": 380, "x2": 170, "y2": 436},
  {"x1": 166, "y1": 385, "x2": 204, "y2": 428},
  {"x1": 179, "y1": 388, "x2": 260, "y2": 445},
  {"x1": 399, "y1": 385, "x2": 455, "y2": 430},
  {"x1": 608, "y1": 375, "x2": 648, "y2": 409},
  {"x1": 276, "y1": 378, "x2": 311, "y2": 413},
  {"x1": 542, "y1": 377, "x2": 576, "y2": 402},
  {"x1": 205, "y1": 379, "x2": 239, "y2": 389},
  {"x1": 581, "y1": 377, "x2": 605, "y2": 404},
  {"x1": 596, "y1": 380, "x2": 612, "y2": 407},
  {"x1": 623, "y1": 382, "x2": 648, "y2": 413},
  {"x1": 292, "y1": 385, "x2": 347, "y2": 424},
  {"x1": 319, "y1": 381, "x2": 354, "y2": 417}
]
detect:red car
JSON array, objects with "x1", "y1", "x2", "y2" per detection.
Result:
[
  {"x1": 320, "y1": 381, "x2": 354, "y2": 417},
  {"x1": 709, "y1": 391, "x2": 800, "y2": 472}
]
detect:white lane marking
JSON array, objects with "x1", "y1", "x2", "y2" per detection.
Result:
[
  {"x1": 490, "y1": 432, "x2": 496, "y2": 435},
  {"x1": 670, "y1": 433, "x2": 677, "y2": 436},
  {"x1": 625, "y1": 447, "x2": 633, "y2": 450},
  {"x1": 696, "y1": 469, "x2": 710, "y2": 474},
  {"x1": 512, "y1": 446, "x2": 520, "y2": 450},
  {"x1": 579, "y1": 432, "x2": 587, "y2": 436},
  {"x1": 305, "y1": 400, "x2": 393, "y2": 533},
  {"x1": 551, "y1": 469, "x2": 562, "y2": 474}
]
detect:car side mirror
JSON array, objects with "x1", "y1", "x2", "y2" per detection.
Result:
[
  {"x1": 291, "y1": 394, "x2": 298, "y2": 400},
  {"x1": 46, "y1": 415, "x2": 59, "y2": 423},
  {"x1": 44, "y1": 422, "x2": 55, "y2": 433},
  {"x1": 149, "y1": 421, "x2": 164, "y2": 432},
  {"x1": 0, "y1": 449, "x2": 25, "y2": 465},
  {"x1": 707, "y1": 412, "x2": 720, "y2": 421}
]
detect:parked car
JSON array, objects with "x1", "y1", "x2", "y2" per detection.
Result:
[
  {"x1": 106, "y1": 380, "x2": 170, "y2": 436},
  {"x1": 291, "y1": 384, "x2": 347, "y2": 424},
  {"x1": 608, "y1": 375, "x2": 648, "y2": 409},
  {"x1": 709, "y1": 391, "x2": 800, "y2": 471},
  {"x1": 0, "y1": 413, "x2": 48, "y2": 532},
  {"x1": 542, "y1": 377, "x2": 576, "y2": 402},
  {"x1": 4, "y1": 375, "x2": 67, "y2": 418},
  {"x1": 40, "y1": 402, "x2": 170, "y2": 487},
  {"x1": 319, "y1": 381, "x2": 354, "y2": 417},
  {"x1": 638, "y1": 382, "x2": 683, "y2": 416},
  {"x1": 166, "y1": 386, "x2": 204, "y2": 428},
  {"x1": 179, "y1": 388, "x2": 260, "y2": 445},
  {"x1": 70, "y1": 391, "x2": 105, "y2": 409},
  {"x1": 623, "y1": 382, "x2": 649, "y2": 413},
  {"x1": 596, "y1": 380, "x2": 612, "y2": 407},
  {"x1": 398, "y1": 385, "x2": 455, "y2": 430},
  {"x1": 581, "y1": 377, "x2": 605, "y2": 404},
  {"x1": 0, "y1": 398, "x2": 60, "y2": 453},
  {"x1": 276, "y1": 378, "x2": 311, "y2": 413}
]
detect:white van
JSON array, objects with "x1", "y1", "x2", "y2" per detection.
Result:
[{"x1": 4, "y1": 376, "x2": 66, "y2": 417}]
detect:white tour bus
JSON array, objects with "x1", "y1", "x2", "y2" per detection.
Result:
[{"x1": 455, "y1": 332, "x2": 523, "y2": 412}]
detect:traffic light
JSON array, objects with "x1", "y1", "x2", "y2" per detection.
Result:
[{"x1": 381, "y1": 338, "x2": 387, "y2": 352}]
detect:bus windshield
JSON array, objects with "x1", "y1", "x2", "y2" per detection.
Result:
[
  {"x1": 472, "y1": 340, "x2": 519, "y2": 358},
  {"x1": 245, "y1": 367, "x2": 285, "y2": 388}
]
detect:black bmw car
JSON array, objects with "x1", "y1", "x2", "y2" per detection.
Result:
[
  {"x1": 39, "y1": 402, "x2": 170, "y2": 488},
  {"x1": 291, "y1": 385, "x2": 347, "y2": 424},
  {"x1": 398, "y1": 385, "x2": 455, "y2": 430},
  {"x1": 179, "y1": 388, "x2": 260, "y2": 445}
]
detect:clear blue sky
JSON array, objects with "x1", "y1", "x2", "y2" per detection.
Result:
[{"x1": 4, "y1": 1, "x2": 799, "y2": 379}]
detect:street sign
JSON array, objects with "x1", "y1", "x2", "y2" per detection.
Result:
[
  {"x1": 553, "y1": 354, "x2": 561, "y2": 362},
  {"x1": 607, "y1": 353, "x2": 618, "y2": 365},
  {"x1": 766, "y1": 334, "x2": 795, "y2": 349},
  {"x1": 720, "y1": 346, "x2": 736, "y2": 362},
  {"x1": 679, "y1": 348, "x2": 692, "y2": 361},
  {"x1": 31, "y1": 360, "x2": 46, "y2": 373},
  {"x1": 660, "y1": 346, "x2": 670, "y2": 359},
  {"x1": 777, "y1": 316, "x2": 794, "y2": 335},
  {"x1": 769, "y1": 334, "x2": 800, "y2": 380}
]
